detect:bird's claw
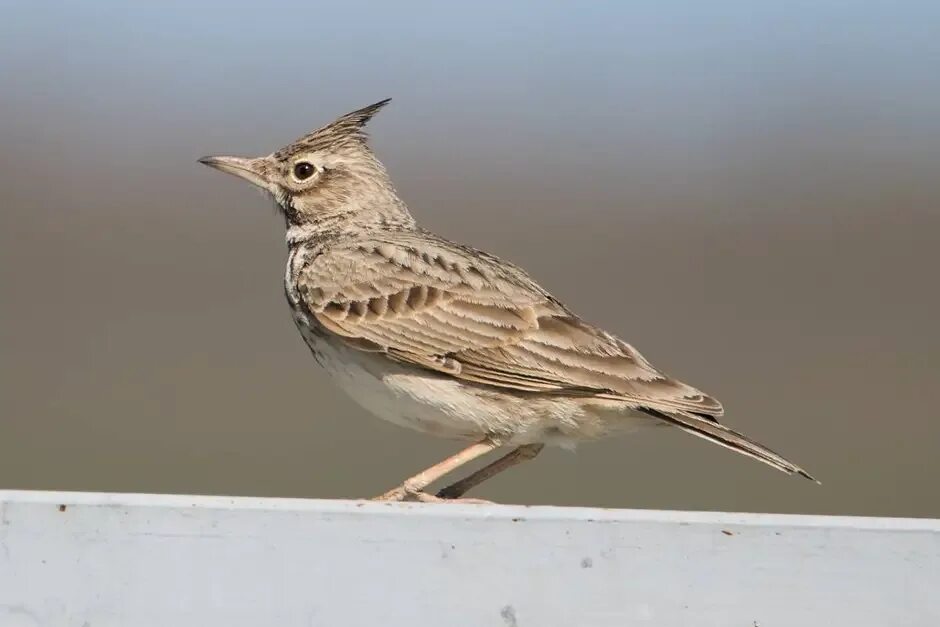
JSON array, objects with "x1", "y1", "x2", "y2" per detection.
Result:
[{"x1": 371, "y1": 486, "x2": 492, "y2": 504}]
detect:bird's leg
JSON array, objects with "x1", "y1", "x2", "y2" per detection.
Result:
[
  {"x1": 436, "y1": 443, "x2": 545, "y2": 499},
  {"x1": 373, "y1": 438, "x2": 500, "y2": 502}
]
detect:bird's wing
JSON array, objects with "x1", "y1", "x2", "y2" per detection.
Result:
[{"x1": 297, "y1": 231, "x2": 723, "y2": 417}]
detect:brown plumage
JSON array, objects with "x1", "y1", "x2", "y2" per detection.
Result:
[{"x1": 199, "y1": 99, "x2": 816, "y2": 503}]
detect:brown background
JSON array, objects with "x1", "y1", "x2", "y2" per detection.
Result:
[{"x1": 2, "y1": 3, "x2": 938, "y2": 516}]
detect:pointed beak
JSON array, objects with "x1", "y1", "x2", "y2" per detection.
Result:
[{"x1": 198, "y1": 155, "x2": 272, "y2": 191}]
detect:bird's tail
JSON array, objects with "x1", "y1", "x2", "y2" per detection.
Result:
[{"x1": 641, "y1": 408, "x2": 818, "y2": 482}]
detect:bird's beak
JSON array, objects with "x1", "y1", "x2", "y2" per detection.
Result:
[{"x1": 198, "y1": 155, "x2": 272, "y2": 191}]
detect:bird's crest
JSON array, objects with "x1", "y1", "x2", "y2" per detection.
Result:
[{"x1": 275, "y1": 98, "x2": 392, "y2": 158}]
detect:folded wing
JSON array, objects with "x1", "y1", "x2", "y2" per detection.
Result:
[{"x1": 296, "y1": 231, "x2": 724, "y2": 418}]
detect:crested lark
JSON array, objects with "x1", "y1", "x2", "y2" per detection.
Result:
[{"x1": 200, "y1": 99, "x2": 815, "y2": 503}]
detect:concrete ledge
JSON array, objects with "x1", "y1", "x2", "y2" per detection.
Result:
[{"x1": 1, "y1": 490, "x2": 938, "y2": 626}]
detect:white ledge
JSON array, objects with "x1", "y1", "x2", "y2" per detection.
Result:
[{"x1": 2, "y1": 490, "x2": 938, "y2": 626}]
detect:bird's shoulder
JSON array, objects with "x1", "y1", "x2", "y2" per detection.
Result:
[{"x1": 296, "y1": 228, "x2": 561, "y2": 312}]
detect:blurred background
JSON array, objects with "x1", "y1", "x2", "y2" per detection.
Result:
[{"x1": 1, "y1": 1, "x2": 937, "y2": 517}]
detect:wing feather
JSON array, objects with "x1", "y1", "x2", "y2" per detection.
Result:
[{"x1": 299, "y1": 231, "x2": 723, "y2": 417}]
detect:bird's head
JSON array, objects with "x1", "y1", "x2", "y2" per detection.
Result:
[{"x1": 200, "y1": 98, "x2": 409, "y2": 229}]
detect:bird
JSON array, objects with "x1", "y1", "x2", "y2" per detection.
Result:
[{"x1": 199, "y1": 98, "x2": 815, "y2": 503}]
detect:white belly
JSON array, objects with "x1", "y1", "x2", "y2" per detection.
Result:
[
  {"x1": 297, "y1": 323, "x2": 498, "y2": 439},
  {"x1": 293, "y1": 316, "x2": 652, "y2": 447}
]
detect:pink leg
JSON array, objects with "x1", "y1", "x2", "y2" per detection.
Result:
[
  {"x1": 436, "y1": 444, "x2": 545, "y2": 499},
  {"x1": 374, "y1": 438, "x2": 500, "y2": 502}
]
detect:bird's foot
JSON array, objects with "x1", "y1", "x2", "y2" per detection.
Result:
[
  {"x1": 371, "y1": 485, "x2": 492, "y2": 504},
  {"x1": 417, "y1": 492, "x2": 493, "y2": 504}
]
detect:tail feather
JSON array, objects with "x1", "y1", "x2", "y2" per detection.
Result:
[{"x1": 640, "y1": 408, "x2": 818, "y2": 482}]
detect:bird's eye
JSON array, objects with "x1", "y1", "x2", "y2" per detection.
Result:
[{"x1": 293, "y1": 161, "x2": 316, "y2": 181}]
